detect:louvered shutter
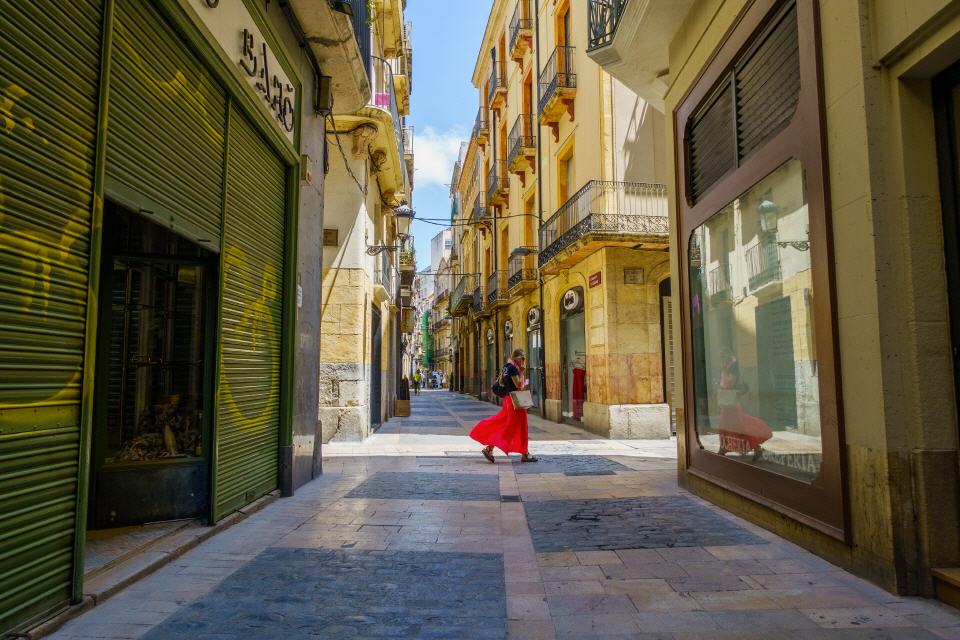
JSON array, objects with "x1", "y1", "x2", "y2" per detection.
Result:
[
  {"x1": 689, "y1": 84, "x2": 736, "y2": 203},
  {"x1": 106, "y1": 0, "x2": 226, "y2": 249},
  {"x1": 213, "y1": 106, "x2": 286, "y2": 521},
  {"x1": 687, "y1": 0, "x2": 800, "y2": 204},
  {"x1": 736, "y1": 2, "x2": 800, "y2": 161},
  {"x1": 0, "y1": 0, "x2": 103, "y2": 631}
]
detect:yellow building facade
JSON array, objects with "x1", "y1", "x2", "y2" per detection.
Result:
[
  {"x1": 450, "y1": 0, "x2": 672, "y2": 438},
  {"x1": 588, "y1": 0, "x2": 960, "y2": 602}
]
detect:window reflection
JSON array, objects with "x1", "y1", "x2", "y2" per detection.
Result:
[{"x1": 689, "y1": 159, "x2": 822, "y2": 482}]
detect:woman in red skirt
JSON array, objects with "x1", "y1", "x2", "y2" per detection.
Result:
[
  {"x1": 471, "y1": 349, "x2": 539, "y2": 463},
  {"x1": 717, "y1": 348, "x2": 773, "y2": 461}
]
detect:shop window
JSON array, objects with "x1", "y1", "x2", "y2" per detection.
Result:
[
  {"x1": 676, "y1": 0, "x2": 844, "y2": 537},
  {"x1": 689, "y1": 159, "x2": 820, "y2": 482}
]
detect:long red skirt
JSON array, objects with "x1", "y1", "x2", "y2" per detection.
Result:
[
  {"x1": 470, "y1": 396, "x2": 529, "y2": 455},
  {"x1": 718, "y1": 405, "x2": 773, "y2": 454}
]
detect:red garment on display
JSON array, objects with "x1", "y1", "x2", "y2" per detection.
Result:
[
  {"x1": 572, "y1": 367, "x2": 586, "y2": 421},
  {"x1": 470, "y1": 395, "x2": 529, "y2": 455}
]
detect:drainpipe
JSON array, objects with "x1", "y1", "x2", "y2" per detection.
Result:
[{"x1": 534, "y1": 1, "x2": 546, "y2": 420}]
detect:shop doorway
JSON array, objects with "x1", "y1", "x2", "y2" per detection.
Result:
[
  {"x1": 560, "y1": 288, "x2": 586, "y2": 423},
  {"x1": 935, "y1": 61, "x2": 960, "y2": 443},
  {"x1": 89, "y1": 204, "x2": 215, "y2": 531},
  {"x1": 526, "y1": 308, "x2": 545, "y2": 411},
  {"x1": 370, "y1": 307, "x2": 382, "y2": 428}
]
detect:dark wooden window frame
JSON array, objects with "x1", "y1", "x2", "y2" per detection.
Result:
[{"x1": 674, "y1": 0, "x2": 847, "y2": 540}]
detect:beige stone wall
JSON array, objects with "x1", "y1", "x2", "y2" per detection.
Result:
[{"x1": 662, "y1": 0, "x2": 960, "y2": 595}]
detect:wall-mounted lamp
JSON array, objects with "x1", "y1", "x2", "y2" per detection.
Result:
[{"x1": 366, "y1": 201, "x2": 416, "y2": 256}]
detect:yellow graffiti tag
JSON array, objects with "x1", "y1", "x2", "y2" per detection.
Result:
[{"x1": 219, "y1": 246, "x2": 281, "y2": 429}]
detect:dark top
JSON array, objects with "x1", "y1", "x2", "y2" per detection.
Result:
[{"x1": 500, "y1": 362, "x2": 521, "y2": 393}]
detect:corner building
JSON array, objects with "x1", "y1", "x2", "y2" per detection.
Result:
[
  {"x1": 588, "y1": 0, "x2": 960, "y2": 604},
  {"x1": 451, "y1": 0, "x2": 673, "y2": 439}
]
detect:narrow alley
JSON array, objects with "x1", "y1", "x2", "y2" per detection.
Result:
[{"x1": 48, "y1": 392, "x2": 960, "y2": 639}]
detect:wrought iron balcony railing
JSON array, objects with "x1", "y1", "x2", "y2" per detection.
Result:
[
  {"x1": 539, "y1": 181, "x2": 668, "y2": 267},
  {"x1": 369, "y1": 56, "x2": 404, "y2": 168},
  {"x1": 539, "y1": 46, "x2": 576, "y2": 114},
  {"x1": 471, "y1": 196, "x2": 491, "y2": 226},
  {"x1": 708, "y1": 263, "x2": 731, "y2": 297},
  {"x1": 487, "y1": 271, "x2": 509, "y2": 306},
  {"x1": 488, "y1": 59, "x2": 507, "y2": 106},
  {"x1": 508, "y1": 251, "x2": 537, "y2": 289},
  {"x1": 374, "y1": 250, "x2": 398, "y2": 299},
  {"x1": 402, "y1": 126, "x2": 414, "y2": 157},
  {"x1": 472, "y1": 285, "x2": 485, "y2": 313},
  {"x1": 450, "y1": 274, "x2": 477, "y2": 316},
  {"x1": 487, "y1": 161, "x2": 508, "y2": 203},
  {"x1": 746, "y1": 240, "x2": 781, "y2": 290},
  {"x1": 509, "y1": 0, "x2": 533, "y2": 59},
  {"x1": 507, "y1": 114, "x2": 536, "y2": 169},
  {"x1": 588, "y1": 0, "x2": 629, "y2": 51},
  {"x1": 474, "y1": 107, "x2": 489, "y2": 145}
]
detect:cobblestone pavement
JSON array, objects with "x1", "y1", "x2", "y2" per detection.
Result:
[{"x1": 51, "y1": 391, "x2": 960, "y2": 639}]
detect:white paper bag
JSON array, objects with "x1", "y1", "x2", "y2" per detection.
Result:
[{"x1": 510, "y1": 390, "x2": 535, "y2": 409}]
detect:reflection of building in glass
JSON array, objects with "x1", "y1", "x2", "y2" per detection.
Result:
[{"x1": 690, "y1": 160, "x2": 821, "y2": 482}]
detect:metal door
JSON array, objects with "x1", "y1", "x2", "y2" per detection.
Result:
[
  {"x1": 106, "y1": 0, "x2": 226, "y2": 248},
  {"x1": 0, "y1": 0, "x2": 103, "y2": 631},
  {"x1": 213, "y1": 105, "x2": 286, "y2": 521},
  {"x1": 371, "y1": 307, "x2": 382, "y2": 427}
]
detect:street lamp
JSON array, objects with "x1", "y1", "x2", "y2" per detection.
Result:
[{"x1": 366, "y1": 201, "x2": 416, "y2": 256}]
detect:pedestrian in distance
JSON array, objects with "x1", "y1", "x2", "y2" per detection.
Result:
[
  {"x1": 470, "y1": 349, "x2": 538, "y2": 463},
  {"x1": 412, "y1": 369, "x2": 421, "y2": 395}
]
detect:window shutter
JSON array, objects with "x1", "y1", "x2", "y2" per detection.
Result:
[
  {"x1": 736, "y1": 3, "x2": 800, "y2": 161},
  {"x1": 689, "y1": 83, "x2": 736, "y2": 204},
  {"x1": 687, "y1": 0, "x2": 800, "y2": 204}
]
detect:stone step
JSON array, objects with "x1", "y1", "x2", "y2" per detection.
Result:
[{"x1": 932, "y1": 568, "x2": 960, "y2": 609}]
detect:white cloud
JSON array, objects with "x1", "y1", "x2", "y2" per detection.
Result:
[{"x1": 413, "y1": 127, "x2": 465, "y2": 191}]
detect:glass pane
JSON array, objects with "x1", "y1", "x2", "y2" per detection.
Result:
[{"x1": 688, "y1": 159, "x2": 821, "y2": 482}]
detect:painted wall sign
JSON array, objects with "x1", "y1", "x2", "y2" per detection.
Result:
[
  {"x1": 189, "y1": 0, "x2": 297, "y2": 142},
  {"x1": 589, "y1": 271, "x2": 602, "y2": 288}
]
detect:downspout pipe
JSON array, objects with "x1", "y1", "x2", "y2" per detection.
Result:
[{"x1": 534, "y1": 1, "x2": 547, "y2": 420}]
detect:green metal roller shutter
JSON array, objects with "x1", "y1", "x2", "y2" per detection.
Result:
[
  {"x1": 214, "y1": 105, "x2": 286, "y2": 520},
  {"x1": 0, "y1": 0, "x2": 102, "y2": 632},
  {"x1": 106, "y1": 0, "x2": 226, "y2": 248}
]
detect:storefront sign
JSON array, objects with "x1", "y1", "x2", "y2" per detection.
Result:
[
  {"x1": 504, "y1": 320, "x2": 513, "y2": 338},
  {"x1": 562, "y1": 289, "x2": 582, "y2": 312},
  {"x1": 189, "y1": 0, "x2": 297, "y2": 142},
  {"x1": 589, "y1": 271, "x2": 602, "y2": 288},
  {"x1": 527, "y1": 307, "x2": 541, "y2": 327}
]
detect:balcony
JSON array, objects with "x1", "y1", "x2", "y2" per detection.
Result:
[
  {"x1": 402, "y1": 125, "x2": 414, "y2": 190},
  {"x1": 708, "y1": 263, "x2": 731, "y2": 300},
  {"x1": 509, "y1": 0, "x2": 533, "y2": 63},
  {"x1": 487, "y1": 271, "x2": 509, "y2": 309},
  {"x1": 539, "y1": 181, "x2": 668, "y2": 273},
  {"x1": 488, "y1": 60, "x2": 507, "y2": 111},
  {"x1": 288, "y1": 0, "x2": 370, "y2": 114},
  {"x1": 450, "y1": 275, "x2": 476, "y2": 317},
  {"x1": 373, "y1": 251, "x2": 398, "y2": 303},
  {"x1": 434, "y1": 347, "x2": 452, "y2": 360},
  {"x1": 472, "y1": 283, "x2": 491, "y2": 317},
  {"x1": 507, "y1": 114, "x2": 536, "y2": 181},
  {"x1": 434, "y1": 280, "x2": 450, "y2": 304},
  {"x1": 474, "y1": 108, "x2": 489, "y2": 148},
  {"x1": 588, "y1": 0, "x2": 629, "y2": 51},
  {"x1": 585, "y1": 0, "x2": 695, "y2": 112},
  {"x1": 508, "y1": 251, "x2": 537, "y2": 295},
  {"x1": 487, "y1": 161, "x2": 509, "y2": 207},
  {"x1": 538, "y1": 46, "x2": 577, "y2": 141},
  {"x1": 471, "y1": 196, "x2": 492, "y2": 227},
  {"x1": 746, "y1": 240, "x2": 781, "y2": 291}
]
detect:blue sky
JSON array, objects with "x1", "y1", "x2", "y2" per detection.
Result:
[{"x1": 406, "y1": 0, "x2": 491, "y2": 269}]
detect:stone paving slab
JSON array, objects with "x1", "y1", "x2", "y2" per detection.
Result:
[
  {"x1": 511, "y1": 455, "x2": 631, "y2": 476},
  {"x1": 141, "y1": 548, "x2": 507, "y2": 639},
  {"x1": 345, "y1": 471, "x2": 501, "y2": 502},
  {"x1": 523, "y1": 496, "x2": 766, "y2": 553}
]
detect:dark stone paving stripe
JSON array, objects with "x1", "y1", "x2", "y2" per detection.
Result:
[
  {"x1": 345, "y1": 472, "x2": 501, "y2": 501},
  {"x1": 511, "y1": 455, "x2": 630, "y2": 476},
  {"x1": 142, "y1": 548, "x2": 507, "y2": 640},
  {"x1": 523, "y1": 496, "x2": 766, "y2": 552}
]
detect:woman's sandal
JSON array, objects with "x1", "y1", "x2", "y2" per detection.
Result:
[
  {"x1": 482, "y1": 447, "x2": 495, "y2": 464},
  {"x1": 520, "y1": 455, "x2": 539, "y2": 462}
]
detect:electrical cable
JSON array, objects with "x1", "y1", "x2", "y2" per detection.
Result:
[{"x1": 325, "y1": 112, "x2": 369, "y2": 197}]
